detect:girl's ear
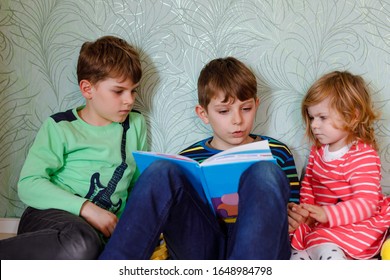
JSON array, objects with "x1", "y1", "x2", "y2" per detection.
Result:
[
  {"x1": 354, "y1": 109, "x2": 360, "y2": 120},
  {"x1": 79, "y1": 80, "x2": 93, "y2": 100},
  {"x1": 195, "y1": 105, "x2": 209, "y2": 124}
]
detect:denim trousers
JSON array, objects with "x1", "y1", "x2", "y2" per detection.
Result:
[
  {"x1": 0, "y1": 207, "x2": 104, "y2": 259},
  {"x1": 99, "y1": 160, "x2": 291, "y2": 260}
]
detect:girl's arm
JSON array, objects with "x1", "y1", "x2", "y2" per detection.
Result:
[
  {"x1": 299, "y1": 146, "x2": 316, "y2": 205},
  {"x1": 322, "y1": 147, "x2": 382, "y2": 227}
]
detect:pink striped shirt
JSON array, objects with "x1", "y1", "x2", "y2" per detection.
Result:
[{"x1": 291, "y1": 142, "x2": 390, "y2": 259}]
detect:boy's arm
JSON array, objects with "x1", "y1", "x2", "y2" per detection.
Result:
[
  {"x1": 288, "y1": 147, "x2": 316, "y2": 231},
  {"x1": 268, "y1": 138, "x2": 300, "y2": 203},
  {"x1": 128, "y1": 112, "x2": 149, "y2": 190},
  {"x1": 18, "y1": 118, "x2": 87, "y2": 216},
  {"x1": 80, "y1": 201, "x2": 117, "y2": 237}
]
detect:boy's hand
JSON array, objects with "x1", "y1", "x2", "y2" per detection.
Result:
[
  {"x1": 302, "y1": 203, "x2": 328, "y2": 224},
  {"x1": 80, "y1": 201, "x2": 118, "y2": 238},
  {"x1": 287, "y1": 202, "x2": 309, "y2": 232}
]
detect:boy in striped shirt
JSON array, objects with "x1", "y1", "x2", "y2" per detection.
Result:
[{"x1": 100, "y1": 57, "x2": 300, "y2": 260}]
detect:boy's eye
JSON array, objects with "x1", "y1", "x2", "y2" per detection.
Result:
[
  {"x1": 242, "y1": 107, "x2": 252, "y2": 111},
  {"x1": 218, "y1": 110, "x2": 228, "y2": 114}
]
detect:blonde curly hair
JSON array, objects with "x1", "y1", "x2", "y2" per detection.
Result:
[{"x1": 301, "y1": 71, "x2": 380, "y2": 150}]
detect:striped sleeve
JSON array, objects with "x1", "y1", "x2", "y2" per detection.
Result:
[
  {"x1": 323, "y1": 147, "x2": 382, "y2": 227},
  {"x1": 300, "y1": 147, "x2": 316, "y2": 205},
  {"x1": 266, "y1": 137, "x2": 301, "y2": 203},
  {"x1": 178, "y1": 140, "x2": 214, "y2": 163}
]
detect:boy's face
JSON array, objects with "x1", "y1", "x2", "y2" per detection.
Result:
[
  {"x1": 196, "y1": 92, "x2": 259, "y2": 150},
  {"x1": 79, "y1": 77, "x2": 139, "y2": 126}
]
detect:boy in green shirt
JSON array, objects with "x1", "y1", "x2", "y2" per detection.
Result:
[{"x1": 0, "y1": 35, "x2": 148, "y2": 259}]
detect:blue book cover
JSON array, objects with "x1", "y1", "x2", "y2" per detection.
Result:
[{"x1": 132, "y1": 140, "x2": 276, "y2": 219}]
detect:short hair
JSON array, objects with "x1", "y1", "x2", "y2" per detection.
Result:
[
  {"x1": 197, "y1": 57, "x2": 257, "y2": 109},
  {"x1": 301, "y1": 71, "x2": 380, "y2": 150},
  {"x1": 77, "y1": 35, "x2": 142, "y2": 85}
]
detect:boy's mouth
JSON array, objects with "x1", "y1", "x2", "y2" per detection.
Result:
[{"x1": 232, "y1": 130, "x2": 244, "y2": 137}]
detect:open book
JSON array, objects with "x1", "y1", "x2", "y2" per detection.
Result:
[{"x1": 132, "y1": 140, "x2": 276, "y2": 220}]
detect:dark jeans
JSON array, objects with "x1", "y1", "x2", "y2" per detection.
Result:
[
  {"x1": 0, "y1": 207, "x2": 104, "y2": 259},
  {"x1": 99, "y1": 160, "x2": 291, "y2": 260}
]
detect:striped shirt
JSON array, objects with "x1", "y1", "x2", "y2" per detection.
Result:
[
  {"x1": 179, "y1": 134, "x2": 300, "y2": 203},
  {"x1": 290, "y1": 141, "x2": 390, "y2": 259}
]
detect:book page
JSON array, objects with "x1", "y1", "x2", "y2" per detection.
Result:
[
  {"x1": 134, "y1": 151, "x2": 197, "y2": 163},
  {"x1": 201, "y1": 140, "x2": 273, "y2": 166}
]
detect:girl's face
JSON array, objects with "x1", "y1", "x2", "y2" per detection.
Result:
[
  {"x1": 196, "y1": 92, "x2": 259, "y2": 150},
  {"x1": 307, "y1": 97, "x2": 350, "y2": 151}
]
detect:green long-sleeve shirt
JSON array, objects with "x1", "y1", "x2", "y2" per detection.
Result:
[{"x1": 18, "y1": 107, "x2": 148, "y2": 217}]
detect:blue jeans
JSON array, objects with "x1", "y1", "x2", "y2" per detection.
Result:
[
  {"x1": 99, "y1": 160, "x2": 291, "y2": 260},
  {"x1": 0, "y1": 207, "x2": 104, "y2": 259}
]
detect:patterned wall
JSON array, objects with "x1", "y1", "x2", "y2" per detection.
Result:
[{"x1": 1, "y1": 0, "x2": 389, "y2": 217}]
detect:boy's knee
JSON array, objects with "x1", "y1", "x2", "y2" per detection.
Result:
[
  {"x1": 248, "y1": 161, "x2": 283, "y2": 177},
  {"x1": 146, "y1": 160, "x2": 183, "y2": 176},
  {"x1": 141, "y1": 160, "x2": 189, "y2": 188},
  {"x1": 240, "y1": 161, "x2": 289, "y2": 200},
  {"x1": 59, "y1": 223, "x2": 103, "y2": 259},
  {"x1": 244, "y1": 161, "x2": 288, "y2": 186}
]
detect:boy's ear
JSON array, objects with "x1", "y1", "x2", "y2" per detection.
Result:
[
  {"x1": 255, "y1": 97, "x2": 260, "y2": 108},
  {"x1": 79, "y1": 80, "x2": 93, "y2": 100},
  {"x1": 195, "y1": 105, "x2": 209, "y2": 124}
]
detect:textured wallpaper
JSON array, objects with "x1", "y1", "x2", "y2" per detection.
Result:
[{"x1": 0, "y1": 0, "x2": 389, "y2": 217}]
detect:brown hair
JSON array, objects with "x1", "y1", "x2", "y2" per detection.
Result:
[
  {"x1": 197, "y1": 57, "x2": 257, "y2": 109},
  {"x1": 302, "y1": 71, "x2": 380, "y2": 150},
  {"x1": 77, "y1": 35, "x2": 142, "y2": 85}
]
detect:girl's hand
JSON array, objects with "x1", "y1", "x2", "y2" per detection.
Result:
[
  {"x1": 80, "y1": 201, "x2": 118, "y2": 237},
  {"x1": 288, "y1": 202, "x2": 309, "y2": 232},
  {"x1": 302, "y1": 203, "x2": 328, "y2": 224}
]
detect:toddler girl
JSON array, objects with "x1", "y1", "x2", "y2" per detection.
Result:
[{"x1": 290, "y1": 71, "x2": 390, "y2": 260}]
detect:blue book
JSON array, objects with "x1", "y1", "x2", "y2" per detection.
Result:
[{"x1": 132, "y1": 140, "x2": 276, "y2": 219}]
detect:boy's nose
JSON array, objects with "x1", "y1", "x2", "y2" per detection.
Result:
[
  {"x1": 232, "y1": 111, "x2": 242, "y2": 124},
  {"x1": 123, "y1": 92, "x2": 135, "y2": 104}
]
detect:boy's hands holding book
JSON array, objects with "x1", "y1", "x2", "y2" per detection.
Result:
[{"x1": 80, "y1": 201, "x2": 118, "y2": 237}]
